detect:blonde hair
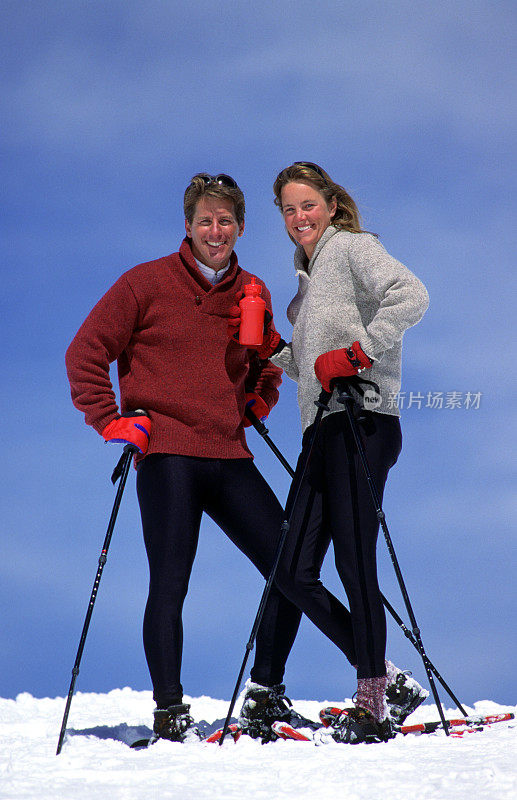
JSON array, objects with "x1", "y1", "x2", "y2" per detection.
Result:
[
  {"x1": 184, "y1": 174, "x2": 245, "y2": 225},
  {"x1": 273, "y1": 163, "x2": 365, "y2": 234}
]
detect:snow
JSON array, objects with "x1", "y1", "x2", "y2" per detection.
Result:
[{"x1": 0, "y1": 689, "x2": 515, "y2": 800}]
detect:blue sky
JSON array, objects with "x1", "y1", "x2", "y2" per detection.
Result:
[{"x1": 2, "y1": 1, "x2": 515, "y2": 709}]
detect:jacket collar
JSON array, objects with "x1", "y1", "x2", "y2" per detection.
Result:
[
  {"x1": 179, "y1": 237, "x2": 239, "y2": 291},
  {"x1": 293, "y1": 225, "x2": 339, "y2": 277}
]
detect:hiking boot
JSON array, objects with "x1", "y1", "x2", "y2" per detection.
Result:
[
  {"x1": 385, "y1": 665, "x2": 429, "y2": 725},
  {"x1": 330, "y1": 706, "x2": 394, "y2": 744},
  {"x1": 150, "y1": 703, "x2": 201, "y2": 743},
  {"x1": 238, "y1": 682, "x2": 318, "y2": 741}
]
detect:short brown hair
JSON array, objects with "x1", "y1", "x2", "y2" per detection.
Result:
[
  {"x1": 184, "y1": 174, "x2": 245, "y2": 225},
  {"x1": 273, "y1": 163, "x2": 364, "y2": 234}
]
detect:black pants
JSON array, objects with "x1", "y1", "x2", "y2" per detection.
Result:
[
  {"x1": 136, "y1": 454, "x2": 302, "y2": 707},
  {"x1": 263, "y1": 410, "x2": 402, "y2": 679}
]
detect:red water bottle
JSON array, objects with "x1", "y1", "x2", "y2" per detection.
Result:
[{"x1": 239, "y1": 276, "x2": 266, "y2": 346}]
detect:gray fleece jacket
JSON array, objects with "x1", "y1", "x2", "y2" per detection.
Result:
[{"x1": 272, "y1": 226, "x2": 429, "y2": 431}]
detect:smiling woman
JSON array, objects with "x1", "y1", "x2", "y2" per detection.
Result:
[
  {"x1": 280, "y1": 182, "x2": 336, "y2": 260},
  {"x1": 252, "y1": 160, "x2": 432, "y2": 744}
]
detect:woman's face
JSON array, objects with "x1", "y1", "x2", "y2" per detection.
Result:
[{"x1": 280, "y1": 182, "x2": 337, "y2": 258}]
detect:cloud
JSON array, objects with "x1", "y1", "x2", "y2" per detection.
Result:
[{"x1": 3, "y1": 1, "x2": 515, "y2": 160}]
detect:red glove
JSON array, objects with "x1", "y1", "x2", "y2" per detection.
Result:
[
  {"x1": 243, "y1": 392, "x2": 270, "y2": 428},
  {"x1": 314, "y1": 342, "x2": 373, "y2": 392},
  {"x1": 102, "y1": 411, "x2": 151, "y2": 454},
  {"x1": 227, "y1": 291, "x2": 244, "y2": 340},
  {"x1": 256, "y1": 324, "x2": 282, "y2": 360},
  {"x1": 228, "y1": 293, "x2": 283, "y2": 360}
]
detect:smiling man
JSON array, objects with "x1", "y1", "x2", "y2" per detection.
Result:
[
  {"x1": 185, "y1": 192, "x2": 244, "y2": 272},
  {"x1": 65, "y1": 173, "x2": 304, "y2": 745}
]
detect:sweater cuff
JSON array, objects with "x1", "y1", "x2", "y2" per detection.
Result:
[
  {"x1": 91, "y1": 411, "x2": 120, "y2": 436},
  {"x1": 270, "y1": 338, "x2": 288, "y2": 359},
  {"x1": 360, "y1": 333, "x2": 383, "y2": 363}
]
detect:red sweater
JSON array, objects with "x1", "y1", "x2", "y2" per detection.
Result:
[{"x1": 65, "y1": 239, "x2": 282, "y2": 461}]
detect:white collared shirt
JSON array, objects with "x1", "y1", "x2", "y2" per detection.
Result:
[{"x1": 195, "y1": 258, "x2": 230, "y2": 285}]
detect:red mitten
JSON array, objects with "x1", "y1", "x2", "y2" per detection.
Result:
[
  {"x1": 227, "y1": 291, "x2": 244, "y2": 341},
  {"x1": 102, "y1": 411, "x2": 151, "y2": 454},
  {"x1": 228, "y1": 292, "x2": 283, "y2": 359},
  {"x1": 243, "y1": 392, "x2": 270, "y2": 428},
  {"x1": 314, "y1": 342, "x2": 372, "y2": 392},
  {"x1": 255, "y1": 324, "x2": 282, "y2": 360}
]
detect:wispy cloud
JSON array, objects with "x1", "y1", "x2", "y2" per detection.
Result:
[{"x1": 4, "y1": 1, "x2": 515, "y2": 158}]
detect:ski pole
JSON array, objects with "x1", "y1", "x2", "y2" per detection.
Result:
[
  {"x1": 380, "y1": 594, "x2": 466, "y2": 714},
  {"x1": 219, "y1": 389, "x2": 331, "y2": 745},
  {"x1": 244, "y1": 406, "x2": 295, "y2": 477},
  {"x1": 245, "y1": 405, "x2": 466, "y2": 714},
  {"x1": 334, "y1": 378, "x2": 457, "y2": 734},
  {"x1": 56, "y1": 443, "x2": 138, "y2": 755}
]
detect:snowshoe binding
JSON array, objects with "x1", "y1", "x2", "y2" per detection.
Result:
[
  {"x1": 238, "y1": 682, "x2": 319, "y2": 742},
  {"x1": 149, "y1": 703, "x2": 202, "y2": 744},
  {"x1": 385, "y1": 668, "x2": 429, "y2": 725},
  {"x1": 323, "y1": 706, "x2": 394, "y2": 745}
]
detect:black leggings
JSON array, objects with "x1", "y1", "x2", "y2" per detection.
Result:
[
  {"x1": 264, "y1": 410, "x2": 402, "y2": 679},
  {"x1": 136, "y1": 454, "x2": 302, "y2": 707}
]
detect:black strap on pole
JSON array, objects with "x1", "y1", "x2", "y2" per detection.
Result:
[
  {"x1": 56, "y1": 443, "x2": 137, "y2": 755},
  {"x1": 244, "y1": 407, "x2": 295, "y2": 478},
  {"x1": 245, "y1": 403, "x2": 466, "y2": 716},
  {"x1": 334, "y1": 377, "x2": 456, "y2": 734},
  {"x1": 218, "y1": 390, "x2": 331, "y2": 745}
]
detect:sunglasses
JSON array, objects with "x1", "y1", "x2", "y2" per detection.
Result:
[
  {"x1": 192, "y1": 173, "x2": 238, "y2": 189},
  {"x1": 293, "y1": 162, "x2": 326, "y2": 180}
]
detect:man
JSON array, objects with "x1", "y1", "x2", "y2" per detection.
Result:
[{"x1": 65, "y1": 173, "x2": 304, "y2": 743}]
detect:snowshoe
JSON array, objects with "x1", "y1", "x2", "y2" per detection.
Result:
[
  {"x1": 149, "y1": 703, "x2": 202, "y2": 744},
  {"x1": 238, "y1": 682, "x2": 319, "y2": 742},
  {"x1": 205, "y1": 723, "x2": 242, "y2": 743},
  {"x1": 271, "y1": 721, "x2": 313, "y2": 741},
  {"x1": 386, "y1": 669, "x2": 429, "y2": 725},
  {"x1": 321, "y1": 706, "x2": 394, "y2": 744}
]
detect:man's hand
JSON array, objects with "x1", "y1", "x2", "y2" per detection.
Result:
[
  {"x1": 227, "y1": 291, "x2": 244, "y2": 341},
  {"x1": 102, "y1": 411, "x2": 151, "y2": 454},
  {"x1": 228, "y1": 293, "x2": 283, "y2": 359},
  {"x1": 314, "y1": 342, "x2": 373, "y2": 393},
  {"x1": 255, "y1": 315, "x2": 283, "y2": 359},
  {"x1": 243, "y1": 392, "x2": 270, "y2": 428}
]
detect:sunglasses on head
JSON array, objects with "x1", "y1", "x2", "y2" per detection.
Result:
[
  {"x1": 192, "y1": 173, "x2": 238, "y2": 189},
  {"x1": 293, "y1": 162, "x2": 326, "y2": 180}
]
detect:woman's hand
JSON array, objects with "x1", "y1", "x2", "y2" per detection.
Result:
[{"x1": 314, "y1": 342, "x2": 373, "y2": 392}]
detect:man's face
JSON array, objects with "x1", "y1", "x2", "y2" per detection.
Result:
[{"x1": 185, "y1": 195, "x2": 245, "y2": 271}]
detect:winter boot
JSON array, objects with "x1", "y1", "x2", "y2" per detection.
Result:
[
  {"x1": 150, "y1": 703, "x2": 201, "y2": 744},
  {"x1": 238, "y1": 681, "x2": 319, "y2": 741},
  {"x1": 330, "y1": 706, "x2": 394, "y2": 744},
  {"x1": 385, "y1": 661, "x2": 429, "y2": 725}
]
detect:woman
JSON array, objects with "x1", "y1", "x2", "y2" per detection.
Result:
[{"x1": 243, "y1": 162, "x2": 430, "y2": 744}]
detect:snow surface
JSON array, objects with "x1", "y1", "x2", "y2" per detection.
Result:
[{"x1": 0, "y1": 689, "x2": 515, "y2": 800}]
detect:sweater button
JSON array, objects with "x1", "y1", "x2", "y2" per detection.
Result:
[{"x1": 195, "y1": 296, "x2": 202, "y2": 305}]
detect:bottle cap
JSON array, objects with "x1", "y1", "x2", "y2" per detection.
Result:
[{"x1": 244, "y1": 276, "x2": 262, "y2": 297}]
